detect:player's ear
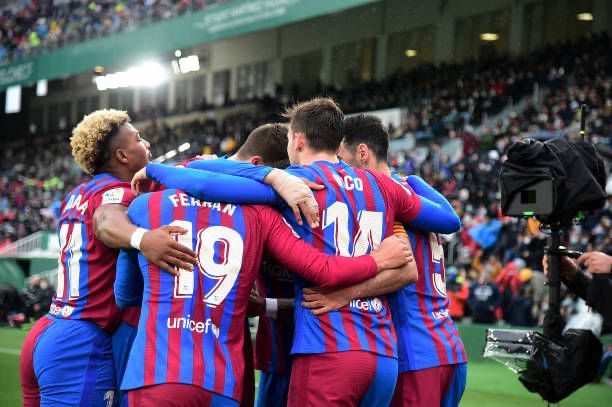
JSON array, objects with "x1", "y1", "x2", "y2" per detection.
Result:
[
  {"x1": 114, "y1": 147, "x2": 129, "y2": 164},
  {"x1": 295, "y1": 132, "x2": 305, "y2": 152},
  {"x1": 357, "y1": 143, "x2": 369, "y2": 164},
  {"x1": 249, "y1": 155, "x2": 264, "y2": 166}
]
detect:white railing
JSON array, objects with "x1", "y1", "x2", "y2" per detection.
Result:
[{"x1": 0, "y1": 231, "x2": 59, "y2": 258}]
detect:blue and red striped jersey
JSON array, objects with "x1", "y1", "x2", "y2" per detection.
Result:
[
  {"x1": 253, "y1": 260, "x2": 294, "y2": 375},
  {"x1": 143, "y1": 160, "x2": 426, "y2": 358},
  {"x1": 49, "y1": 173, "x2": 135, "y2": 332},
  {"x1": 387, "y1": 174, "x2": 467, "y2": 372},
  {"x1": 282, "y1": 161, "x2": 422, "y2": 359},
  {"x1": 115, "y1": 189, "x2": 379, "y2": 401}
]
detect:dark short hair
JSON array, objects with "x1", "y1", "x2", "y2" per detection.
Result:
[
  {"x1": 282, "y1": 97, "x2": 344, "y2": 153},
  {"x1": 236, "y1": 123, "x2": 289, "y2": 165},
  {"x1": 342, "y1": 114, "x2": 389, "y2": 161}
]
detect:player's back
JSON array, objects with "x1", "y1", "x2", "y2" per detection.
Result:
[
  {"x1": 119, "y1": 189, "x2": 273, "y2": 402},
  {"x1": 284, "y1": 160, "x2": 410, "y2": 357},
  {"x1": 387, "y1": 175, "x2": 467, "y2": 372},
  {"x1": 50, "y1": 173, "x2": 134, "y2": 332}
]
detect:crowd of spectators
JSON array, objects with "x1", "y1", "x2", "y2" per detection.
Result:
[
  {"x1": 0, "y1": 0, "x2": 227, "y2": 63},
  {"x1": 385, "y1": 35, "x2": 611, "y2": 331},
  {"x1": 0, "y1": 33, "x2": 610, "y2": 334}
]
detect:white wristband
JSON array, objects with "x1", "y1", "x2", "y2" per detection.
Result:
[
  {"x1": 265, "y1": 298, "x2": 279, "y2": 319},
  {"x1": 130, "y1": 228, "x2": 148, "y2": 251}
]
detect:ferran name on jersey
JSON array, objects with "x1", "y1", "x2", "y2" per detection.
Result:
[{"x1": 168, "y1": 192, "x2": 236, "y2": 215}]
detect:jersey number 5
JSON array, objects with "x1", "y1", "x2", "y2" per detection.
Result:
[{"x1": 170, "y1": 220, "x2": 243, "y2": 307}]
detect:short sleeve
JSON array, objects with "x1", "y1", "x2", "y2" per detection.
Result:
[{"x1": 91, "y1": 183, "x2": 136, "y2": 212}]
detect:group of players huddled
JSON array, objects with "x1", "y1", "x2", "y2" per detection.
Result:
[{"x1": 19, "y1": 97, "x2": 467, "y2": 407}]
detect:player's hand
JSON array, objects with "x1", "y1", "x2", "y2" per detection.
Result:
[
  {"x1": 247, "y1": 289, "x2": 266, "y2": 317},
  {"x1": 140, "y1": 226, "x2": 198, "y2": 276},
  {"x1": 264, "y1": 169, "x2": 320, "y2": 228},
  {"x1": 131, "y1": 167, "x2": 152, "y2": 196},
  {"x1": 370, "y1": 235, "x2": 413, "y2": 272},
  {"x1": 578, "y1": 252, "x2": 612, "y2": 275},
  {"x1": 542, "y1": 255, "x2": 578, "y2": 280},
  {"x1": 302, "y1": 286, "x2": 352, "y2": 316},
  {"x1": 300, "y1": 178, "x2": 325, "y2": 191}
]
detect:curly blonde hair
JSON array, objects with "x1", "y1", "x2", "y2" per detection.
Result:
[{"x1": 71, "y1": 109, "x2": 131, "y2": 175}]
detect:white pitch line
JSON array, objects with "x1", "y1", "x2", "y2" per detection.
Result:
[{"x1": 0, "y1": 347, "x2": 21, "y2": 356}]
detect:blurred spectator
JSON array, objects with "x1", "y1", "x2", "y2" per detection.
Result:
[
  {"x1": 447, "y1": 267, "x2": 470, "y2": 322},
  {"x1": 22, "y1": 276, "x2": 53, "y2": 320},
  {"x1": 0, "y1": 283, "x2": 25, "y2": 327},
  {"x1": 597, "y1": 344, "x2": 612, "y2": 385},
  {"x1": 468, "y1": 274, "x2": 501, "y2": 324}
]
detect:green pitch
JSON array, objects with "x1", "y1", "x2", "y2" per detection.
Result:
[{"x1": 1, "y1": 325, "x2": 610, "y2": 407}]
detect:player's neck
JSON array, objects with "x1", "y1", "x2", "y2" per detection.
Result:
[
  {"x1": 376, "y1": 162, "x2": 392, "y2": 176},
  {"x1": 367, "y1": 158, "x2": 391, "y2": 176},
  {"x1": 98, "y1": 166, "x2": 132, "y2": 183},
  {"x1": 298, "y1": 150, "x2": 339, "y2": 166}
]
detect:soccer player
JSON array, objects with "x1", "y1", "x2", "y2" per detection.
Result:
[
  {"x1": 304, "y1": 113, "x2": 467, "y2": 407},
  {"x1": 114, "y1": 186, "x2": 412, "y2": 406},
  {"x1": 227, "y1": 124, "x2": 297, "y2": 407},
  {"x1": 18, "y1": 109, "x2": 203, "y2": 407},
  {"x1": 133, "y1": 97, "x2": 459, "y2": 406}
]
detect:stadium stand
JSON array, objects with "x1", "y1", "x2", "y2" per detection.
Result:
[
  {"x1": 0, "y1": 30, "x2": 610, "y2": 332},
  {"x1": 0, "y1": 0, "x2": 229, "y2": 63}
]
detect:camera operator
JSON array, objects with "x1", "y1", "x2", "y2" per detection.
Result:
[{"x1": 543, "y1": 251, "x2": 612, "y2": 321}]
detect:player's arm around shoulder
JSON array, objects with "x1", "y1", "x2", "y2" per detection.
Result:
[{"x1": 302, "y1": 223, "x2": 417, "y2": 316}]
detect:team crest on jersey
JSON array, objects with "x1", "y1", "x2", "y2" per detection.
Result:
[{"x1": 101, "y1": 188, "x2": 125, "y2": 205}]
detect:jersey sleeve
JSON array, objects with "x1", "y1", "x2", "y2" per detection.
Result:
[
  {"x1": 402, "y1": 175, "x2": 461, "y2": 234},
  {"x1": 145, "y1": 163, "x2": 281, "y2": 205},
  {"x1": 371, "y1": 170, "x2": 461, "y2": 234},
  {"x1": 187, "y1": 158, "x2": 274, "y2": 182},
  {"x1": 90, "y1": 183, "x2": 136, "y2": 212},
  {"x1": 285, "y1": 166, "x2": 318, "y2": 182},
  {"x1": 257, "y1": 206, "x2": 378, "y2": 287},
  {"x1": 114, "y1": 249, "x2": 144, "y2": 309},
  {"x1": 368, "y1": 170, "x2": 422, "y2": 224}
]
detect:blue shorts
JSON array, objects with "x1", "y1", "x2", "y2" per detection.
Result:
[
  {"x1": 112, "y1": 321, "x2": 138, "y2": 407},
  {"x1": 442, "y1": 363, "x2": 467, "y2": 407},
  {"x1": 359, "y1": 354, "x2": 398, "y2": 407},
  {"x1": 31, "y1": 317, "x2": 116, "y2": 407},
  {"x1": 256, "y1": 371, "x2": 290, "y2": 407}
]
